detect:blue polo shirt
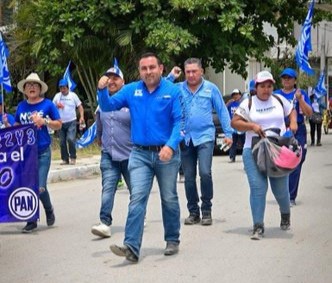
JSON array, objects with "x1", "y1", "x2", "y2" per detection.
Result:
[
  {"x1": 177, "y1": 79, "x2": 233, "y2": 146},
  {"x1": 97, "y1": 78, "x2": 182, "y2": 151}
]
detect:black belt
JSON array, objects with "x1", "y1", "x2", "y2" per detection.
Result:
[{"x1": 134, "y1": 144, "x2": 164, "y2": 152}]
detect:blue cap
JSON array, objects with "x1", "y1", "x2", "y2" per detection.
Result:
[
  {"x1": 280, "y1": 68, "x2": 297, "y2": 78},
  {"x1": 249, "y1": 80, "x2": 255, "y2": 91},
  {"x1": 58, "y1": 79, "x2": 68, "y2": 87}
]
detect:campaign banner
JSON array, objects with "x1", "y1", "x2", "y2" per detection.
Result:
[{"x1": 0, "y1": 124, "x2": 39, "y2": 223}]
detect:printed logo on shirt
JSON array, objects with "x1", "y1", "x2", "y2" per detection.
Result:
[
  {"x1": 134, "y1": 89, "x2": 143, "y2": 96},
  {"x1": 163, "y1": 95, "x2": 171, "y2": 99},
  {"x1": 256, "y1": 106, "x2": 276, "y2": 113},
  {"x1": 19, "y1": 111, "x2": 45, "y2": 125}
]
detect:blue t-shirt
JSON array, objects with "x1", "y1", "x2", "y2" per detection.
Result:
[
  {"x1": 0, "y1": 113, "x2": 15, "y2": 128},
  {"x1": 227, "y1": 100, "x2": 241, "y2": 119},
  {"x1": 274, "y1": 88, "x2": 311, "y2": 124},
  {"x1": 15, "y1": 98, "x2": 61, "y2": 152}
]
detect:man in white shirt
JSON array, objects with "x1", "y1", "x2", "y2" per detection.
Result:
[{"x1": 53, "y1": 79, "x2": 84, "y2": 165}]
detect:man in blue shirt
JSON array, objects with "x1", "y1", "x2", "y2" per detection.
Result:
[
  {"x1": 98, "y1": 52, "x2": 182, "y2": 263},
  {"x1": 178, "y1": 58, "x2": 233, "y2": 226}
]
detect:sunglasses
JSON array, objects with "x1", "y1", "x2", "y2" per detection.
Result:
[{"x1": 25, "y1": 82, "x2": 41, "y2": 87}]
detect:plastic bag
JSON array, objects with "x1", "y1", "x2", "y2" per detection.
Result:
[{"x1": 252, "y1": 137, "x2": 302, "y2": 177}]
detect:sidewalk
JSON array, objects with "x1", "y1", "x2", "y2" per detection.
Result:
[{"x1": 49, "y1": 155, "x2": 101, "y2": 183}]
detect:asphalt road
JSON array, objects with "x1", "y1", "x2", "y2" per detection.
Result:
[{"x1": 1, "y1": 131, "x2": 332, "y2": 283}]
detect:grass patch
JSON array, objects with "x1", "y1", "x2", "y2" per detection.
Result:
[{"x1": 51, "y1": 136, "x2": 100, "y2": 160}]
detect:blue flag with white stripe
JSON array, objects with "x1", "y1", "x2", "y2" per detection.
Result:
[
  {"x1": 295, "y1": 1, "x2": 315, "y2": 76},
  {"x1": 314, "y1": 72, "x2": 327, "y2": 100},
  {"x1": 76, "y1": 122, "x2": 97, "y2": 148},
  {"x1": 63, "y1": 61, "x2": 77, "y2": 91},
  {"x1": 0, "y1": 33, "x2": 12, "y2": 92}
]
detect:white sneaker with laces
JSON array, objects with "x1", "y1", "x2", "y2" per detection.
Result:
[{"x1": 91, "y1": 223, "x2": 111, "y2": 238}]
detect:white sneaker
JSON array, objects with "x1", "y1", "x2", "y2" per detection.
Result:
[{"x1": 91, "y1": 223, "x2": 111, "y2": 238}]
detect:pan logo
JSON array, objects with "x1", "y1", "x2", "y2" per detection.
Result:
[{"x1": 8, "y1": 187, "x2": 38, "y2": 220}]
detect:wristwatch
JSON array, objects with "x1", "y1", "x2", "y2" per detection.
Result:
[{"x1": 44, "y1": 117, "x2": 50, "y2": 125}]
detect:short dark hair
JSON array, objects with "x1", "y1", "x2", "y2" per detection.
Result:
[
  {"x1": 139, "y1": 52, "x2": 162, "y2": 65},
  {"x1": 184, "y1": 58, "x2": 202, "y2": 68}
]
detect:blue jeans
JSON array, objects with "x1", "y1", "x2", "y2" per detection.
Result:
[
  {"x1": 289, "y1": 123, "x2": 307, "y2": 201},
  {"x1": 181, "y1": 140, "x2": 214, "y2": 215},
  {"x1": 38, "y1": 147, "x2": 53, "y2": 213},
  {"x1": 99, "y1": 151, "x2": 131, "y2": 226},
  {"x1": 243, "y1": 148, "x2": 290, "y2": 226},
  {"x1": 124, "y1": 147, "x2": 181, "y2": 258},
  {"x1": 59, "y1": 120, "x2": 77, "y2": 161}
]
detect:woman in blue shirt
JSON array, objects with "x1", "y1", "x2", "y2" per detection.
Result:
[
  {"x1": 15, "y1": 73, "x2": 62, "y2": 233},
  {"x1": 274, "y1": 68, "x2": 313, "y2": 206}
]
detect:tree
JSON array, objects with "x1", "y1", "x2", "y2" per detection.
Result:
[{"x1": 11, "y1": 0, "x2": 330, "y2": 114}]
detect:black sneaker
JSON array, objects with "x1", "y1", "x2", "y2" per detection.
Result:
[
  {"x1": 164, "y1": 242, "x2": 179, "y2": 256},
  {"x1": 46, "y1": 208, "x2": 55, "y2": 226},
  {"x1": 280, "y1": 213, "x2": 290, "y2": 230},
  {"x1": 201, "y1": 212, "x2": 212, "y2": 226},
  {"x1": 110, "y1": 244, "x2": 138, "y2": 263},
  {"x1": 22, "y1": 222, "x2": 37, "y2": 233},
  {"x1": 250, "y1": 223, "x2": 264, "y2": 240},
  {"x1": 184, "y1": 214, "x2": 201, "y2": 225}
]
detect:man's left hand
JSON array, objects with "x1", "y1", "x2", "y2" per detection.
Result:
[{"x1": 224, "y1": 137, "x2": 233, "y2": 147}]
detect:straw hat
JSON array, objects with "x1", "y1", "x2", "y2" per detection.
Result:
[{"x1": 17, "y1": 73, "x2": 48, "y2": 94}]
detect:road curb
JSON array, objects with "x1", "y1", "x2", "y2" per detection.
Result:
[{"x1": 48, "y1": 155, "x2": 101, "y2": 183}]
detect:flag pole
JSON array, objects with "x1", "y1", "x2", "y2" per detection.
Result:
[{"x1": 0, "y1": 83, "x2": 4, "y2": 116}]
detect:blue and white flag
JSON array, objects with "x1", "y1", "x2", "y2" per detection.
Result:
[
  {"x1": 76, "y1": 122, "x2": 97, "y2": 148},
  {"x1": 314, "y1": 71, "x2": 327, "y2": 99},
  {"x1": 295, "y1": 1, "x2": 315, "y2": 76},
  {"x1": 63, "y1": 61, "x2": 77, "y2": 91},
  {"x1": 0, "y1": 33, "x2": 12, "y2": 92}
]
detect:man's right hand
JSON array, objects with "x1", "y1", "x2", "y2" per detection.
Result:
[
  {"x1": 98, "y1": 75, "x2": 109, "y2": 89},
  {"x1": 170, "y1": 67, "x2": 182, "y2": 80}
]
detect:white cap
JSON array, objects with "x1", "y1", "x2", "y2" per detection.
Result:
[
  {"x1": 104, "y1": 67, "x2": 124, "y2": 80},
  {"x1": 231, "y1": 89, "x2": 241, "y2": 95},
  {"x1": 255, "y1": 71, "x2": 275, "y2": 85}
]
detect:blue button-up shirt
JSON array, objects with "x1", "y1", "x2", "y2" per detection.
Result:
[
  {"x1": 95, "y1": 101, "x2": 132, "y2": 161},
  {"x1": 178, "y1": 79, "x2": 233, "y2": 146},
  {"x1": 97, "y1": 78, "x2": 182, "y2": 151}
]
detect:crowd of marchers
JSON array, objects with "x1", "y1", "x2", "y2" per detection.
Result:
[{"x1": 1, "y1": 52, "x2": 315, "y2": 262}]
